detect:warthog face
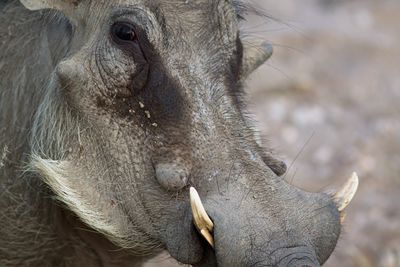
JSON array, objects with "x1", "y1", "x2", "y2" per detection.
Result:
[{"x1": 21, "y1": 0, "x2": 358, "y2": 266}]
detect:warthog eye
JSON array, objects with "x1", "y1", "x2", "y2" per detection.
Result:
[{"x1": 111, "y1": 22, "x2": 137, "y2": 43}]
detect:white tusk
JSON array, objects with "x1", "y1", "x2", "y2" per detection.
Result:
[
  {"x1": 200, "y1": 229, "x2": 214, "y2": 248},
  {"x1": 190, "y1": 187, "x2": 214, "y2": 247},
  {"x1": 334, "y1": 172, "x2": 359, "y2": 212}
]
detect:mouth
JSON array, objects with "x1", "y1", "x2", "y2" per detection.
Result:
[{"x1": 161, "y1": 200, "x2": 206, "y2": 265}]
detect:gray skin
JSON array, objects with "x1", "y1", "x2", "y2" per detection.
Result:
[{"x1": 0, "y1": 0, "x2": 341, "y2": 266}]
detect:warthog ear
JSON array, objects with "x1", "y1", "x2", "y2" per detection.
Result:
[
  {"x1": 241, "y1": 41, "x2": 273, "y2": 79},
  {"x1": 19, "y1": 0, "x2": 79, "y2": 11}
]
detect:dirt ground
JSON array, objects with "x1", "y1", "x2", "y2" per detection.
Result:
[{"x1": 146, "y1": 0, "x2": 400, "y2": 266}]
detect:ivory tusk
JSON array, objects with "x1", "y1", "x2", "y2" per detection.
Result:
[
  {"x1": 334, "y1": 172, "x2": 359, "y2": 212},
  {"x1": 190, "y1": 187, "x2": 214, "y2": 247}
]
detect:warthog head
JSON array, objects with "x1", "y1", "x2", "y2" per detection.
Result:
[{"x1": 21, "y1": 0, "x2": 358, "y2": 266}]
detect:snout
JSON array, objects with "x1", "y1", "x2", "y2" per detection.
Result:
[
  {"x1": 161, "y1": 170, "x2": 358, "y2": 266},
  {"x1": 185, "y1": 172, "x2": 359, "y2": 266},
  {"x1": 187, "y1": 184, "x2": 340, "y2": 266},
  {"x1": 188, "y1": 192, "x2": 323, "y2": 267}
]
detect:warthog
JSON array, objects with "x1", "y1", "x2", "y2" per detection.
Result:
[{"x1": 0, "y1": 0, "x2": 358, "y2": 266}]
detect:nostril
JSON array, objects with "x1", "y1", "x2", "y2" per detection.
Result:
[
  {"x1": 292, "y1": 263, "x2": 318, "y2": 267},
  {"x1": 289, "y1": 263, "x2": 317, "y2": 267},
  {"x1": 278, "y1": 255, "x2": 320, "y2": 267},
  {"x1": 155, "y1": 162, "x2": 188, "y2": 191},
  {"x1": 293, "y1": 261, "x2": 319, "y2": 267}
]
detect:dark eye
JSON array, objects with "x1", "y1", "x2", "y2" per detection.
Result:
[{"x1": 111, "y1": 22, "x2": 136, "y2": 43}]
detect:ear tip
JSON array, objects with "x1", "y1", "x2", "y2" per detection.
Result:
[
  {"x1": 261, "y1": 41, "x2": 274, "y2": 54},
  {"x1": 19, "y1": 0, "x2": 42, "y2": 10},
  {"x1": 19, "y1": 0, "x2": 73, "y2": 11}
]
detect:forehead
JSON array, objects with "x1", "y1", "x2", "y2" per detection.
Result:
[
  {"x1": 74, "y1": 0, "x2": 240, "y2": 50},
  {"x1": 83, "y1": 0, "x2": 239, "y2": 26}
]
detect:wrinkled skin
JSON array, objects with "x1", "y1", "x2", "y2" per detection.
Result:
[{"x1": 0, "y1": 0, "x2": 342, "y2": 266}]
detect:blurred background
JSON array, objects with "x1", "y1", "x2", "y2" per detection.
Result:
[{"x1": 146, "y1": 0, "x2": 400, "y2": 266}]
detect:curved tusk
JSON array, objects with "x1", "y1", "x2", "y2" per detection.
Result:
[
  {"x1": 334, "y1": 172, "x2": 359, "y2": 212},
  {"x1": 190, "y1": 187, "x2": 214, "y2": 248},
  {"x1": 241, "y1": 41, "x2": 273, "y2": 79}
]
